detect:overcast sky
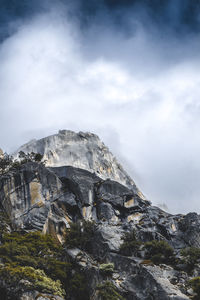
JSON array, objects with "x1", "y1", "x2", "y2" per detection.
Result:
[{"x1": 1, "y1": 0, "x2": 200, "y2": 213}]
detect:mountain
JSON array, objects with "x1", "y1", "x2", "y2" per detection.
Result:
[
  {"x1": 0, "y1": 130, "x2": 199, "y2": 300},
  {"x1": 14, "y1": 130, "x2": 144, "y2": 198}
]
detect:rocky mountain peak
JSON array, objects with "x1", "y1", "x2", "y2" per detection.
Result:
[
  {"x1": 14, "y1": 130, "x2": 144, "y2": 199},
  {"x1": 1, "y1": 131, "x2": 200, "y2": 300}
]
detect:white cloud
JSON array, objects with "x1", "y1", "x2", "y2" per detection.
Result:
[{"x1": 0, "y1": 10, "x2": 200, "y2": 214}]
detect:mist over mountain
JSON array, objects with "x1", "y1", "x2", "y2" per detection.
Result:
[{"x1": 0, "y1": 1, "x2": 200, "y2": 214}]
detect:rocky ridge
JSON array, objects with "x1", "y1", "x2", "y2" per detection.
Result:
[
  {"x1": 14, "y1": 130, "x2": 144, "y2": 198},
  {"x1": 0, "y1": 131, "x2": 200, "y2": 300}
]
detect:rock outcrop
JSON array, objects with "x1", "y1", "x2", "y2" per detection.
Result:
[
  {"x1": 0, "y1": 131, "x2": 200, "y2": 300},
  {"x1": 14, "y1": 130, "x2": 144, "y2": 198},
  {"x1": 0, "y1": 148, "x2": 3, "y2": 158}
]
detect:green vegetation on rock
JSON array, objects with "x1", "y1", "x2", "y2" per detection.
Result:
[
  {"x1": 119, "y1": 231, "x2": 175, "y2": 266},
  {"x1": 144, "y1": 240, "x2": 175, "y2": 265},
  {"x1": 119, "y1": 229, "x2": 141, "y2": 256},
  {"x1": 0, "y1": 151, "x2": 44, "y2": 175},
  {"x1": 65, "y1": 220, "x2": 96, "y2": 252},
  {"x1": 0, "y1": 231, "x2": 67, "y2": 297},
  {"x1": 68, "y1": 273, "x2": 89, "y2": 300},
  {"x1": 0, "y1": 153, "x2": 14, "y2": 175},
  {"x1": 0, "y1": 210, "x2": 11, "y2": 235},
  {"x1": 18, "y1": 151, "x2": 44, "y2": 164},
  {"x1": 0, "y1": 230, "x2": 90, "y2": 299},
  {"x1": 0, "y1": 265, "x2": 65, "y2": 297},
  {"x1": 99, "y1": 263, "x2": 114, "y2": 276},
  {"x1": 181, "y1": 247, "x2": 200, "y2": 273},
  {"x1": 96, "y1": 281, "x2": 125, "y2": 300},
  {"x1": 189, "y1": 277, "x2": 200, "y2": 300}
]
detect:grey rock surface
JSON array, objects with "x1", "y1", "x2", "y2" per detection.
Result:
[
  {"x1": 108, "y1": 253, "x2": 189, "y2": 300},
  {"x1": 14, "y1": 130, "x2": 144, "y2": 198},
  {"x1": 0, "y1": 148, "x2": 3, "y2": 158}
]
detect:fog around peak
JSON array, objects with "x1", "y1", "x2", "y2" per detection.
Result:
[{"x1": 1, "y1": 0, "x2": 200, "y2": 213}]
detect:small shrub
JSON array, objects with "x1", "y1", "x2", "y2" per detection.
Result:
[
  {"x1": 0, "y1": 153, "x2": 14, "y2": 175},
  {"x1": 44, "y1": 258, "x2": 72, "y2": 284},
  {"x1": 18, "y1": 151, "x2": 44, "y2": 164},
  {"x1": 65, "y1": 220, "x2": 96, "y2": 252},
  {"x1": 181, "y1": 247, "x2": 200, "y2": 273},
  {"x1": 119, "y1": 230, "x2": 141, "y2": 256},
  {"x1": 96, "y1": 281, "x2": 125, "y2": 300},
  {"x1": 0, "y1": 151, "x2": 45, "y2": 175},
  {"x1": 99, "y1": 263, "x2": 114, "y2": 276},
  {"x1": 68, "y1": 272, "x2": 89, "y2": 300},
  {"x1": 65, "y1": 222, "x2": 82, "y2": 248},
  {"x1": 2, "y1": 231, "x2": 62, "y2": 256},
  {"x1": 0, "y1": 242, "x2": 29, "y2": 258},
  {"x1": 151, "y1": 253, "x2": 167, "y2": 265},
  {"x1": 189, "y1": 277, "x2": 200, "y2": 300},
  {"x1": 14, "y1": 255, "x2": 38, "y2": 268},
  {"x1": 144, "y1": 240, "x2": 175, "y2": 265},
  {"x1": 0, "y1": 210, "x2": 12, "y2": 235}
]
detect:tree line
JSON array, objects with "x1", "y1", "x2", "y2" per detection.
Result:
[{"x1": 0, "y1": 151, "x2": 44, "y2": 175}]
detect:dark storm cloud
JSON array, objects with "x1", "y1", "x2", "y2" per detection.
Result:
[
  {"x1": 64, "y1": 0, "x2": 200, "y2": 37},
  {"x1": 0, "y1": 0, "x2": 47, "y2": 40},
  {"x1": 55, "y1": 0, "x2": 200, "y2": 44},
  {"x1": 1, "y1": 0, "x2": 200, "y2": 39}
]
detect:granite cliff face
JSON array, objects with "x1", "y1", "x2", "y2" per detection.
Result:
[
  {"x1": 14, "y1": 130, "x2": 143, "y2": 198},
  {"x1": 0, "y1": 131, "x2": 200, "y2": 300}
]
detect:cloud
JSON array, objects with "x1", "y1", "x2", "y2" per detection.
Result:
[{"x1": 1, "y1": 5, "x2": 200, "y2": 214}]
